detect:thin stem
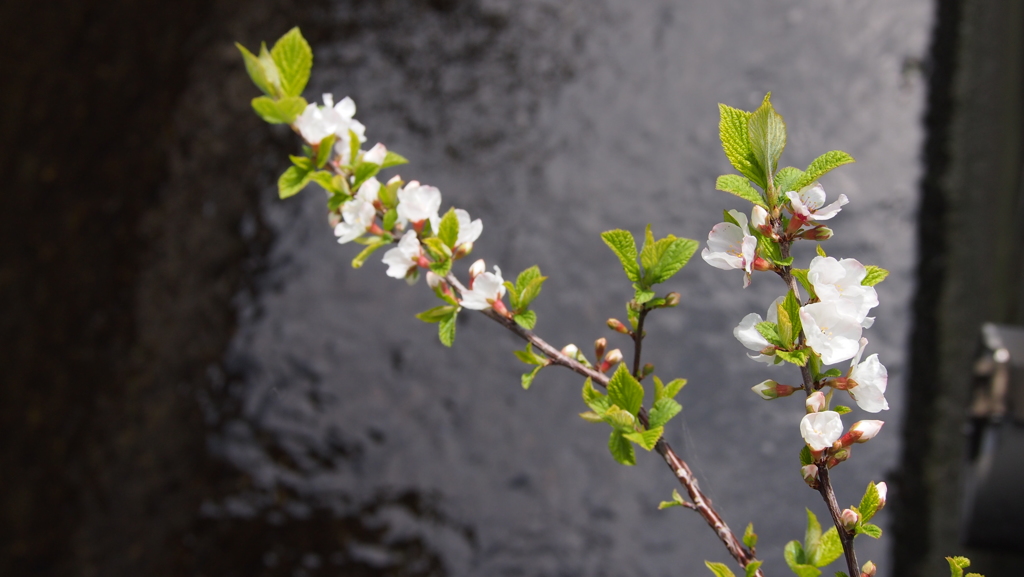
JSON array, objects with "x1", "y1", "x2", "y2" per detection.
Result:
[
  {"x1": 444, "y1": 273, "x2": 764, "y2": 576},
  {"x1": 632, "y1": 308, "x2": 650, "y2": 378},
  {"x1": 817, "y1": 467, "x2": 859, "y2": 576}
]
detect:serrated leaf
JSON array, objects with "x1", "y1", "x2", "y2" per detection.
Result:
[
  {"x1": 704, "y1": 561, "x2": 737, "y2": 577},
  {"x1": 623, "y1": 426, "x2": 663, "y2": 451},
  {"x1": 800, "y1": 446, "x2": 814, "y2": 466},
  {"x1": 314, "y1": 134, "x2": 337, "y2": 168},
  {"x1": 310, "y1": 170, "x2": 341, "y2": 194},
  {"x1": 351, "y1": 241, "x2": 387, "y2": 269},
  {"x1": 416, "y1": 305, "x2": 457, "y2": 323},
  {"x1": 745, "y1": 561, "x2": 763, "y2": 577},
  {"x1": 582, "y1": 378, "x2": 611, "y2": 414},
  {"x1": 754, "y1": 230, "x2": 784, "y2": 265},
  {"x1": 236, "y1": 42, "x2": 276, "y2": 97},
  {"x1": 278, "y1": 165, "x2": 312, "y2": 198},
  {"x1": 270, "y1": 27, "x2": 313, "y2": 98},
  {"x1": 793, "y1": 151, "x2": 856, "y2": 191},
  {"x1": 859, "y1": 482, "x2": 881, "y2": 522},
  {"x1": 438, "y1": 312, "x2": 457, "y2": 347},
  {"x1": 810, "y1": 527, "x2": 843, "y2": 568},
  {"x1": 784, "y1": 540, "x2": 808, "y2": 570},
  {"x1": 833, "y1": 405, "x2": 852, "y2": 415},
  {"x1": 635, "y1": 288, "x2": 656, "y2": 304},
  {"x1": 648, "y1": 398, "x2": 682, "y2": 428},
  {"x1": 251, "y1": 95, "x2": 307, "y2": 124},
  {"x1": 515, "y1": 266, "x2": 542, "y2": 293},
  {"x1": 517, "y1": 276, "x2": 546, "y2": 310},
  {"x1": 602, "y1": 405, "x2": 637, "y2": 431},
  {"x1": 774, "y1": 166, "x2": 805, "y2": 193},
  {"x1": 743, "y1": 522, "x2": 758, "y2": 549},
  {"x1": 662, "y1": 378, "x2": 687, "y2": 399},
  {"x1": 856, "y1": 523, "x2": 882, "y2": 539},
  {"x1": 719, "y1": 103, "x2": 766, "y2": 189},
  {"x1": 778, "y1": 290, "x2": 803, "y2": 348},
  {"x1": 805, "y1": 509, "x2": 823, "y2": 561},
  {"x1": 607, "y1": 430, "x2": 636, "y2": 465},
  {"x1": 380, "y1": 150, "x2": 409, "y2": 169},
  {"x1": 513, "y1": 310, "x2": 537, "y2": 330},
  {"x1": 776, "y1": 348, "x2": 811, "y2": 366},
  {"x1": 437, "y1": 208, "x2": 459, "y2": 249},
  {"x1": 521, "y1": 364, "x2": 542, "y2": 389},
  {"x1": 747, "y1": 93, "x2": 787, "y2": 184},
  {"x1": 601, "y1": 230, "x2": 640, "y2": 283},
  {"x1": 640, "y1": 225, "x2": 659, "y2": 273},
  {"x1": 607, "y1": 364, "x2": 644, "y2": 416},
  {"x1": 716, "y1": 174, "x2": 767, "y2": 207},
  {"x1": 648, "y1": 237, "x2": 699, "y2": 284},
  {"x1": 862, "y1": 266, "x2": 888, "y2": 286},
  {"x1": 756, "y1": 322, "x2": 784, "y2": 347}
]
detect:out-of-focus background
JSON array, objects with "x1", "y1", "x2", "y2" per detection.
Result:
[{"x1": 1, "y1": 0, "x2": 1022, "y2": 575}]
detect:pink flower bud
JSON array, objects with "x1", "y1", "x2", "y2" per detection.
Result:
[
  {"x1": 752, "y1": 380, "x2": 780, "y2": 400},
  {"x1": 594, "y1": 338, "x2": 607, "y2": 360},
  {"x1": 875, "y1": 482, "x2": 887, "y2": 508},
  {"x1": 800, "y1": 227, "x2": 834, "y2": 240},
  {"x1": 842, "y1": 420, "x2": 884, "y2": 445},
  {"x1": 468, "y1": 259, "x2": 486, "y2": 280},
  {"x1": 607, "y1": 318, "x2": 631, "y2": 334},
  {"x1": 752, "y1": 257, "x2": 774, "y2": 271},
  {"x1": 841, "y1": 508, "x2": 860, "y2": 531},
  {"x1": 801, "y1": 464, "x2": 819, "y2": 488},
  {"x1": 806, "y1": 391, "x2": 827, "y2": 413},
  {"x1": 861, "y1": 561, "x2": 877, "y2": 577},
  {"x1": 599, "y1": 349, "x2": 623, "y2": 372}
]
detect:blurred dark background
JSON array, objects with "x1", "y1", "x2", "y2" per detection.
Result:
[{"x1": 1, "y1": 0, "x2": 1022, "y2": 575}]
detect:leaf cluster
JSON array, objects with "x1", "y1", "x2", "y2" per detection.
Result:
[
  {"x1": 503, "y1": 266, "x2": 547, "y2": 330},
  {"x1": 783, "y1": 509, "x2": 844, "y2": 577},
  {"x1": 946, "y1": 556, "x2": 983, "y2": 577},
  {"x1": 238, "y1": 28, "x2": 312, "y2": 124}
]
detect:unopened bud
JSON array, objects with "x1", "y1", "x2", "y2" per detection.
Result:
[
  {"x1": 641, "y1": 363, "x2": 655, "y2": 378},
  {"x1": 468, "y1": 259, "x2": 486, "y2": 279},
  {"x1": 801, "y1": 464, "x2": 820, "y2": 488},
  {"x1": 827, "y1": 448, "x2": 850, "y2": 468},
  {"x1": 752, "y1": 257, "x2": 774, "y2": 271},
  {"x1": 387, "y1": 174, "x2": 403, "y2": 186},
  {"x1": 751, "y1": 205, "x2": 769, "y2": 229},
  {"x1": 599, "y1": 349, "x2": 623, "y2": 372},
  {"x1": 840, "y1": 508, "x2": 860, "y2": 531},
  {"x1": 841, "y1": 420, "x2": 884, "y2": 446},
  {"x1": 328, "y1": 212, "x2": 342, "y2": 228},
  {"x1": 752, "y1": 380, "x2": 780, "y2": 400},
  {"x1": 561, "y1": 344, "x2": 579, "y2": 358},
  {"x1": 607, "y1": 318, "x2": 631, "y2": 334},
  {"x1": 875, "y1": 482, "x2": 887, "y2": 509},
  {"x1": 594, "y1": 338, "x2": 607, "y2": 360},
  {"x1": 860, "y1": 560, "x2": 877, "y2": 577},
  {"x1": 800, "y1": 227, "x2": 834, "y2": 241},
  {"x1": 453, "y1": 241, "x2": 474, "y2": 259},
  {"x1": 664, "y1": 292, "x2": 681, "y2": 307},
  {"x1": 806, "y1": 391, "x2": 827, "y2": 413},
  {"x1": 425, "y1": 271, "x2": 444, "y2": 289}
]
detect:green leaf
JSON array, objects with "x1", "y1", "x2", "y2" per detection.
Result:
[
  {"x1": 784, "y1": 540, "x2": 809, "y2": 570},
  {"x1": 858, "y1": 482, "x2": 881, "y2": 522},
  {"x1": 821, "y1": 368, "x2": 843, "y2": 378},
  {"x1": 774, "y1": 166, "x2": 805, "y2": 193},
  {"x1": 793, "y1": 151, "x2": 856, "y2": 191},
  {"x1": 310, "y1": 170, "x2": 341, "y2": 194},
  {"x1": 236, "y1": 42, "x2": 276, "y2": 96},
  {"x1": 352, "y1": 161, "x2": 382, "y2": 191},
  {"x1": 658, "y1": 488, "x2": 687, "y2": 510},
  {"x1": 856, "y1": 523, "x2": 882, "y2": 539},
  {"x1": 382, "y1": 208, "x2": 398, "y2": 231},
  {"x1": 290, "y1": 155, "x2": 314, "y2": 171},
  {"x1": 327, "y1": 193, "x2": 349, "y2": 210},
  {"x1": 778, "y1": 290, "x2": 803, "y2": 348},
  {"x1": 800, "y1": 446, "x2": 814, "y2": 466},
  {"x1": 315, "y1": 134, "x2": 337, "y2": 168},
  {"x1": 745, "y1": 561, "x2": 763, "y2": 577},
  {"x1": 607, "y1": 364, "x2": 644, "y2": 416},
  {"x1": 743, "y1": 522, "x2": 758, "y2": 549},
  {"x1": 521, "y1": 364, "x2": 542, "y2": 389},
  {"x1": 601, "y1": 229, "x2": 641, "y2": 283},
  {"x1": 416, "y1": 305, "x2": 457, "y2": 323},
  {"x1": 579, "y1": 410, "x2": 604, "y2": 423},
  {"x1": 833, "y1": 405, "x2": 852, "y2": 415},
  {"x1": 747, "y1": 93, "x2": 787, "y2": 184},
  {"x1": 607, "y1": 430, "x2": 636, "y2": 465},
  {"x1": 754, "y1": 229, "x2": 785, "y2": 266},
  {"x1": 513, "y1": 343, "x2": 547, "y2": 366},
  {"x1": 755, "y1": 322, "x2": 784, "y2": 347},
  {"x1": 639, "y1": 225, "x2": 659, "y2": 273},
  {"x1": 623, "y1": 426, "x2": 663, "y2": 451},
  {"x1": 513, "y1": 310, "x2": 537, "y2": 330},
  {"x1": 946, "y1": 556, "x2": 972, "y2": 577},
  {"x1": 716, "y1": 174, "x2": 767, "y2": 207},
  {"x1": 422, "y1": 237, "x2": 452, "y2": 261},
  {"x1": 270, "y1": 27, "x2": 313, "y2": 98},
  {"x1": 517, "y1": 276, "x2": 546, "y2": 309},
  {"x1": 257, "y1": 42, "x2": 281, "y2": 93},
  {"x1": 791, "y1": 269, "x2": 816, "y2": 300},
  {"x1": 351, "y1": 241, "x2": 388, "y2": 269},
  {"x1": 704, "y1": 561, "x2": 737, "y2": 577},
  {"x1": 602, "y1": 405, "x2": 636, "y2": 431},
  {"x1": 438, "y1": 312, "x2": 457, "y2": 347},
  {"x1": 634, "y1": 287, "x2": 656, "y2": 304},
  {"x1": 380, "y1": 151, "x2": 409, "y2": 169},
  {"x1": 251, "y1": 95, "x2": 307, "y2": 124},
  {"x1": 648, "y1": 237, "x2": 699, "y2": 285},
  {"x1": 437, "y1": 208, "x2": 459, "y2": 249},
  {"x1": 648, "y1": 398, "x2": 682, "y2": 428},
  {"x1": 718, "y1": 103, "x2": 766, "y2": 189},
  {"x1": 661, "y1": 377, "x2": 687, "y2": 400},
  {"x1": 429, "y1": 259, "x2": 451, "y2": 277},
  {"x1": 278, "y1": 165, "x2": 312, "y2": 198},
  {"x1": 804, "y1": 509, "x2": 823, "y2": 561},
  {"x1": 515, "y1": 266, "x2": 542, "y2": 294},
  {"x1": 582, "y1": 378, "x2": 611, "y2": 414},
  {"x1": 810, "y1": 527, "x2": 843, "y2": 568},
  {"x1": 862, "y1": 266, "x2": 889, "y2": 286},
  {"x1": 836, "y1": 573, "x2": 849, "y2": 577},
  {"x1": 776, "y1": 348, "x2": 811, "y2": 367}
]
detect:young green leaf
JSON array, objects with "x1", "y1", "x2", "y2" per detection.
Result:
[
  {"x1": 820, "y1": 368, "x2": 843, "y2": 379},
  {"x1": 791, "y1": 268, "x2": 815, "y2": 298},
  {"x1": 513, "y1": 310, "x2": 537, "y2": 330},
  {"x1": 579, "y1": 410, "x2": 604, "y2": 423},
  {"x1": 257, "y1": 42, "x2": 281, "y2": 92},
  {"x1": 647, "y1": 237, "x2": 699, "y2": 285},
  {"x1": 743, "y1": 522, "x2": 758, "y2": 549},
  {"x1": 289, "y1": 154, "x2": 314, "y2": 171},
  {"x1": 521, "y1": 364, "x2": 543, "y2": 389},
  {"x1": 582, "y1": 378, "x2": 611, "y2": 414},
  {"x1": 716, "y1": 174, "x2": 767, "y2": 207},
  {"x1": 784, "y1": 541, "x2": 822, "y2": 577},
  {"x1": 438, "y1": 312, "x2": 457, "y2": 347},
  {"x1": 660, "y1": 377, "x2": 687, "y2": 400},
  {"x1": 800, "y1": 446, "x2": 814, "y2": 466},
  {"x1": 774, "y1": 166, "x2": 804, "y2": 194},
  {"x1": 416, "y1": 305, "x2": 457, "y2": 323},
  {"x1": 437, "y1": 208, "x2": 460, "y2": 249},
  {"x1": 778, "y1": 290, "x2": 803, "y2": 348},
  {"x1": 351, "y1": 240, "x2": 388, "y2": 269},
  {"x1": 251, "y1": 95, "x2": 307, "y2": 124},
  {"x1": 704, "y1": 561, "x2": 737, "y2": 577},
  {"x1": 310, "y1": 171, "x2": 341, "y2": 195},
  {"x1": 278, "y1": 165, "x2": 312, "y2": 198},
  {"x1": 607, "y1": 430, "x2": 636, "y2": 465},
  {"x1": 648, "y1": 397, "x2": 682, "y2": 428},
  {"x1": 236, "y1": 42, "x2": 276, "y2": 97},
  {"x1": 858, "y1": 482, "x2": 881, "y2": 523},
  {"x1": 270, "y1": 27, "x2": 313, "y2": 98},
  {"x1": 517, "y1": 276, "x2": 546, "y2": 309},
  {"x1": 718, "y1": 103, "x2": 766, "y2": 189},
  {"x1": 634, "y1": 287, "x2": 656, "y2": 304},
  {"x1": 380, "y1": 150, "x2": 409, "y2": 169},
  {"x1": 422, "y1": 237, "x2": 452, "y2": 261},
  {"x1": 855, "y1": 523, "x2": 882, "y2": 539},
  {"x1": 382, "y1": 208, "x2": 398, "y2": 231},
  {"x1": 607, "y1": 363, "x2": 644, "y2": 416},
  {"x1": 747, "y1": 93, "x2": 787, "y2": 183},
  {"x1": 314, "y1": 134, "x2": 337, "y2": 168},
  {"x1": 793, "y1": 151, "x2": 855, "y2": 191},
  {"x1": 946, "y1": 556, "x2": 974, "y2": 577},
  {"x1": 776, "y1": 348, "x2": 811, "y2": 366},
  {"x1": 810, "y1": 527, "x2": 843, "y2": 568},
  {"x1": 745, "y1": 561, "x2": 763, "y2": 577},
  {"x1": 429, "y1": 259, "x2": 452, "y2": 277},
  {"x1": 755, "y1": 322, "x2": 784, "y2": 347},
  {"x1": 862, "y1": 266, "x2": 889, "y2": 286},
  {"x1": 623, "y1": 426, "x2": 663, "y2": 451},
  {"x1": 601, "y1": 229, "x2": 641, "y2": 283},
  {"x1": 833, "y1": 405, "x2": 852, "y2": 415},
  {"x1": 804, "y1": 509, "x2": 823, "y2": 561},
  {"x1": 658, "y1": 488, "x2": 687, "y2": 510},
  {"x1": 352, "y1": 161, "x2": 382, "y2": 191}
]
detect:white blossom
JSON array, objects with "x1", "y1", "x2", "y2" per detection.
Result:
[
  {"x1": 786, "y1": 182, "x2": 848, "y2": 221},
  {"x1": 848, "y1": 420, "x2": 884, "y2": 443},
  {"x1": 701, "y1": 209, "x2": 757, "y2": 286},
  {"x1": 460, "y1": 263, "x2": 506, "y2": 310},
  {"x1": 381, "y1": 231, "x2": 421, "y2": 279},
  {"x1": 334, "y1": 199, "x2": 376, "y2": 244},
  {"x1": 808, "y1": 256, "x2": 878, "y2": 323},
  {"x1": 805, "y1": 391, "x2": 827, "y2": 413},
  {"x1": 396, "y1": 181, "x2": 442, "y2": 231},
  {"x1": 455, "y1": 208, "x2": 483, "y2": 247},
  {"x1": 848, "y1": 353, "x2": 889, "y2": 413},
  {"x1": 800, "y1": 411, "x2": 844, "y2": 451},
  {"x1": 733, "y1": 296, "x2": 784, "y2": 364},
  {"x1": 800, "y1": 301, "x2": 863, "y2": 365},
  {"x1": 362, "y1": 142, "x2": 388, "y2": 166}
]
